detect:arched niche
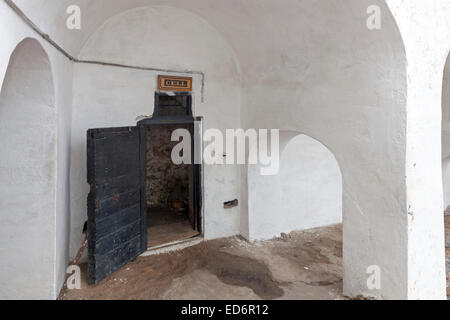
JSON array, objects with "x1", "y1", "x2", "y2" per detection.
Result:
[
  {"x1": 248, "y1": 132, "x2": 342, "y2": 240},
  {"x1": 0, "y1": 38, "x2": 56, "y2": 299}
]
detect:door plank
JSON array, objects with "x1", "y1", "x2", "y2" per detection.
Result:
[{"x1": 87, "y1": 126, "x2": 147, "y2": 284}]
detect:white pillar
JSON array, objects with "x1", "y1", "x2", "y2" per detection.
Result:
[{"x1": 386, "y1": 0, "x2": 449, "y2": 299}]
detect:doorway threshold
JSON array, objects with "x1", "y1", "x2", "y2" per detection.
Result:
[{"x1": 141, "y1": 235, "x2": 204, "y2": 257}]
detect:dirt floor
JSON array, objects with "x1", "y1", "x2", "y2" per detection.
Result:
[
  {"x1": 61, "y1": 218, "x2": 450, "y2": 300},
  {"x1": 147, "y1": 207, "x2": 199, "y2": 248},
  {"x1": 62, "y1": 225, "x2": 344, "y2": 300}
]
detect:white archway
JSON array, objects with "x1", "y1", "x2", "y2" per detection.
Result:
[
  {"x1": 247, "y1": 132, "x2": 342, "y2": 240},
  {"x1": 0, "y1": 38, "x2": 57, "y2": 299}
]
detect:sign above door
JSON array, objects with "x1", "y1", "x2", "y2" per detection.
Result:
[{"x1": 158, "y1": 75, "x2": 192, "y2": 92}]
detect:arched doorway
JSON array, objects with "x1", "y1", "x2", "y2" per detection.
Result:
[
  {"x1": 0, "y1": 38, "x2": 57, "y2": 299},
  {"x1": 247, "y1": 132, "x2": 342, "y2": 240}
]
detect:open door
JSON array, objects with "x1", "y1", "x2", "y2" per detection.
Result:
[
  {"x1": 188, "y1": 161, "x2": 195, "y2": 229},
  {"x1": 194, "y1": 164, "x2": 202, "y2": 233},
  {"x1": 193, "y1": 118, "x2": 203, "y2": 233},
  {"x1": 187, "y1": 121, "x2": 202, "y2": 231},
  {"x1": 87, "y1": 126, "x2": 147, "y2": 284}
]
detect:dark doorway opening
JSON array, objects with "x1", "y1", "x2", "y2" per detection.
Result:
[{"x1": 145, "y1": 123, "x2": 200, "y2": 247}]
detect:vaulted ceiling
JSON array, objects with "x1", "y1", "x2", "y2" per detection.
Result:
[{"x1": 12, "y1": 0, "x2": 403, "y2": 82}]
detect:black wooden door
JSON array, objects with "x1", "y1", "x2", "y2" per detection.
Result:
[
  {"x1": 87, "y1": 126, "x2": 147, "y2": 284},
  {"x1": 193, "y1": 120, "x2": 203, "y2": 233},
  {"x1": 194, "y1": 163, "x2": 202, "y2": 233},
  {"x1": 188, "y1": 163, "x2": 195, "y2": 229}
]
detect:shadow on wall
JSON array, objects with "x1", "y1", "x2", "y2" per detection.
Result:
[
  {"x1": 0, "y1": 38, "x2": 57, "y2": 299},
  {"x1": 443, "y1": 52, "x2": 450, "y2": 296},
  {"x1": 443, "y1": 53, "x2": 450, "y2": 212},
  {"x1": 247, "y1": 132, "x2": 342, "y2": 241},
  {"x1": 443, "y1": 157, "x2": 450, "y2": 212}
]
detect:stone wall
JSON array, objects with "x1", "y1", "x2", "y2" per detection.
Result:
[{"x1": 146, "y1": 124, "x2": 190, "y2": 208}]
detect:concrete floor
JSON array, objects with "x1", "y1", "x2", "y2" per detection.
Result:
[{"x1": 61, "y1": 218, "x2": 450, "y2": 300}]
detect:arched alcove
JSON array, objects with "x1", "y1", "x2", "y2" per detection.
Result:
[
  {"x1": 280, "y1": 134, "x2": 342, "y2": 230},
  {"x1": 0, "y1": 38, "x2": 56, "y2": 299},
  {"x1": 248, "y1": 132, "x2": 342, "y2": 240}
]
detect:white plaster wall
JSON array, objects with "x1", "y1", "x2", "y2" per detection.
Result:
[
  {"x1": 69, "y1": 6, "x2": 241, "y2": 258},
  {"x1": 280, "y1": 135, "x2": 342, "y2": 230},
  {"x1": 0, "y1": 38, "x2": 56, "y2": 299},
  {"x1": 0, "y1": 2, "x2": 73, "y2": 299},
  {"x1": 386, "y1": 0, "x2": 450, "y2": 300},
  {"x1": 248, "y1": 134, "x2": 342, "y2": 240},
  {"x1": 239, "y1": 1, "x2": 408, "y2": 300}
]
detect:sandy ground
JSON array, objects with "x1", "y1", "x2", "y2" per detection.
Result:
[
  {"x1": 62, "y1": 225, "x2": 344, "y2": 300},
  {"x1": 61, "y1": 218, "x2": 450, "y2": 300},
  {"x1": 446, "y1": 247, "x2": 450, "y2": 298},
  {"x1": 146, "y1": 207, "x2": 199, "y2": 248}
]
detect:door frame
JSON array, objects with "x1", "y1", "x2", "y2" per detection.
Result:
[{"x1": 138, "y1": 116, "x2": 204, "y2": 244}]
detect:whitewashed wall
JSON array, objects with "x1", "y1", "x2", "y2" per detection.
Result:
[
  {"x1": 238, "y1": 1, "x2": 408, "y2": 300},
  {"x1": 0, "y1": 1, "x2": 73, "y2": 299},
  {"x1": 280, "y1": 135, "x2": 342, "y2": 230},
  {"x1": 386, "y1": 0, "x2": 450, "y2": 300},
  {"x1": 0, "y1": 38, "x2": 56, "y2": 300}
]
